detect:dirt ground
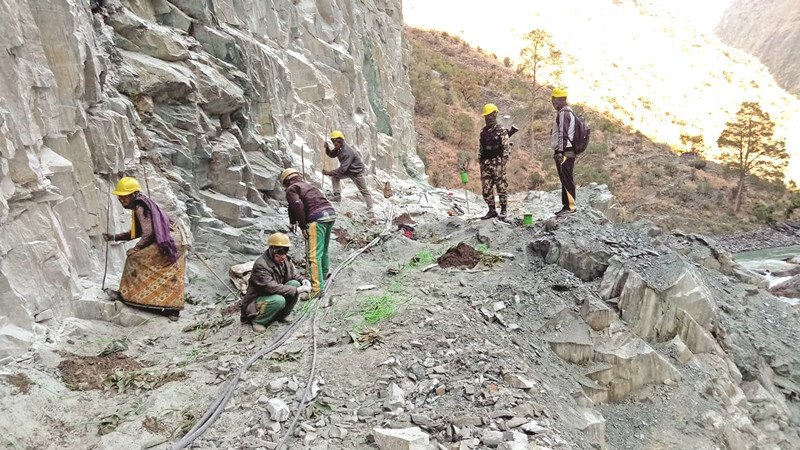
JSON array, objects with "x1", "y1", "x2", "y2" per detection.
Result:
[
  {"x1": 58, "y1": 353, "x2": 143, "y2": 391},
  {"x1": 1, "y1": 187, "x2": 798, "y2": 449}
]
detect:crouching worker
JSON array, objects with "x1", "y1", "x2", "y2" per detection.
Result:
[
  {"x1": 241, "y1": 233, "x2": 312, "y2": 332},
  {"x1": 102, "y1": 177, "x2": 187, "y2": 321}
]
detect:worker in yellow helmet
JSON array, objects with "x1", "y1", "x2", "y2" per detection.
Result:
[
  {"x1": 241, "y1": 232, "x2": 312, "y2": 332},
  {"x1": 102, "y1": 176, "x2": 187, "y2": 321},
  {"x1": 323, "y1": 130, "x2": 375, "y2": 218},
  {"x1": 478, "y1": 103, "x2": 512, "y2": 220},
  {"x1": 550, "y1": 87, "x2": 577, "y2": 216},
  {"x1": 278, "y1": 168, "x2": 336, "y2": 296}
]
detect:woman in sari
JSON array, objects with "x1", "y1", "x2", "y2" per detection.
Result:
[{"x1": 102, "y1": 177, "x2": 187, "y2": 321}]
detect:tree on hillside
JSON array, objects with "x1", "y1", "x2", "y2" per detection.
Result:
[
  {"x1": 678, "y1": 133, "x2": 706, "y2": 155},
  {"x1": 716, "y1": 101, "x2": 789, "y2": 213},
  {"x1": 454, "y1": 113, "x2": 474, "y2": 148},
  {"x1": 517, "y1": 29, "x2": 563, "y2": 157},
  {"x1": 451, "y1": 74, "x2": 480, "y2": 107}
]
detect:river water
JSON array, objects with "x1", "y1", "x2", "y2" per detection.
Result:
[{"x1": 734, "y1": 245, "x2": 800, "y2": 305}]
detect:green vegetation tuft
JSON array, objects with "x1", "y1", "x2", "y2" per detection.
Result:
[
  {"x1": 358, "y1": 293, "x2": 402, "y2": 325},
  {"x1": 408, "y1": 249, "x2": 435, "y2": 267}
]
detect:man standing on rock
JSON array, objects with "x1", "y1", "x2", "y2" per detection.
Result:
[
  {"x1": 323, "y1": 130, "x2": 375, "y2": 218},
  {"x1": 241, "y1": 232, "x2": 312, "y2": 332},
  {"x1": 551, "y1": 87, "x2": 577, "y2": 216},
  {"x1": 478, "y1": 103, "x2": 510, "y2": 220},
  {"x1": 281, "y1": 168, "x2": 336, "y2": 295}
]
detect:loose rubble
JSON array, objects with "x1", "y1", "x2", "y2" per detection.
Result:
[{"x1": 1, "y1": 187, "x2": 799, "y2": 450}]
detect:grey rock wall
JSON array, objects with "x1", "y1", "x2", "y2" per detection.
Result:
[{"x1": 0, "y1": 0, "x2": 418, "y2": 361}]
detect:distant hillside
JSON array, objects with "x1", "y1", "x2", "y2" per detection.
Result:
[
  {"x1": 407, "y1": 27, "x2": 800, "y2": 234},
  {"x1": 716, "y1": 0, "x2": 800, "y2": 98},
  {"x1": 402, "y1": 0, "x2": 800, "y2": 187}
]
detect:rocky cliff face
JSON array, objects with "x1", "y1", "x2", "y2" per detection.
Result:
[
  {"x1": 716, "y1": 0, "x2": 800, "y2": 97},
  {"x1": 0, "y1": 0, "x2": 418, "y2": 362}
]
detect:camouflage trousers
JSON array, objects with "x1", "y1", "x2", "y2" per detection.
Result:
[{"x1": 480, "y1": 158, "x2": 508, "y2": 210}]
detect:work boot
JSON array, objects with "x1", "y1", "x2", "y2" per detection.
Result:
[
  {"x1": 480, "y1": 208, "x2": 498, "y2": 220},
  {"x1": 330, "y1": 193, "x2": 342, "y2": 203},
  {"x1": 555, "y1": 208, "x2": 576, "y2": 217},
  {"x1": 498, "y1": 207, "x2": 507, "y2": 220},
  {"x1": 252, "y1": 323, "x2": 266, "y2": 333}
]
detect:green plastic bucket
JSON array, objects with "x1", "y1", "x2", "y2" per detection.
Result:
[
  {"x1": 522, "y1": 214, "x2": 533, "y2": 226},
  {"x1": 460, "y1": 172, "x2": 469, "y2": 183}
]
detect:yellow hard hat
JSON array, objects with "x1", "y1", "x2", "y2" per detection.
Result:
[
  {"x1": 267, "y1": 232, "x2": 291, "y2": 247},
  {"x1": 111, "y1": 177, "x2": 141, "y2": 196},
  {"x1": 551, "y1": 87, "x2": 568, "y2": 98},
  {"x1": 330, "y1": 130, "x2": 344, "y2": 140},
  {"x1": 280, "y1": 168, "x2": 300, "y2": 184},
  {"x1": 482, "y1": 103, "x2": 499, "y2": 116}
]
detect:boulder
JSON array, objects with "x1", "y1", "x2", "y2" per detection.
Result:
[
  {"x1": 229, "y1": 261, "x2": 255, "y2": 293},
  {"x1": 529, "y1": 234, "x2": 612, "y2": 281},
  {"x1": 199, "y1": 190, "x2": 254, "y2": 227},
  {"x1": 373, "y1": 427, "x2": 430, "y2": 450},
  {"x1": 770, "y1": 273, "x2": 800, "y2": 299}
]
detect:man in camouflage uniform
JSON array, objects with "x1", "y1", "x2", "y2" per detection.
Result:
[{"x1": 478, "y1": 103, "x2": 510, "y2": 220}]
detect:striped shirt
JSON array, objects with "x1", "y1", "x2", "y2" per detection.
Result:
[{"x1": 551, "y1": 106, "x2": 575, "y2": 152}]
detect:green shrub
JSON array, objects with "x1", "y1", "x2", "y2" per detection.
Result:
[
  {"x1": 591, "y1": 114, "x2": 620, "y2": 134},
  {"x1": 431, "y1": 170, "x2": 443, "y2": 187},
  {"x1": 752, "y1": 203, "x2": 775, "y2": 224},
  {"x1": 584, "y1": 142, "x2": 608, "y2": 157},
  {"x1": 504, "y1": 78, "x2": 531, "y2": 102},
  {"x1": 696, "y1": 181, "x2": 714, "y2": 195},
  {"x1": 688, "y1": 159, "x2": 707, "y2": 170},
  {"x1": 432, "y1": 117, "x2": 451, "y2": 140},
  {"x1": 664, "y1": 162, "x2": 678, "y2": 177},
  {"x1": 575, "y1": 165, "x2": 614, "y2": 191},
  {"x1": 528, "y1": 172, "x2": 545, "y2": 190}
]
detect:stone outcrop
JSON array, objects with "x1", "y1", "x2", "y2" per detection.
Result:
[
  {"x1": 716, "y1": 0, "x2": 800, "y2": 97},
  {"x1": 0, "y1": 0, "x2": 418, "y2": 361},
  {"x1": 536, "y1": 213, "x2": 800, "y2": 449},
  {"x1": 771, "y1": 273, "x2": 800, "y2": 299}
]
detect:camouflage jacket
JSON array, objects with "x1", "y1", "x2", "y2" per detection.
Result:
[{"x1": 479, "y1": 124, "x2": 510, "y2": 163}]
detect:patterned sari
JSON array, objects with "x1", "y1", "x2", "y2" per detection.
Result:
[{"x1": 119, "y1": 224, "x2": 187, "y2": 311}]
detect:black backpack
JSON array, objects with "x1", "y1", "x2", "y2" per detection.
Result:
[{"x1": 567, "y1": 111, "x2": 591, "y2": 154}]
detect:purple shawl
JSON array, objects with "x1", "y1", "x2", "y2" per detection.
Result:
[{"x1": 134, "y1": 194, "x2": 178, "y2": 263}]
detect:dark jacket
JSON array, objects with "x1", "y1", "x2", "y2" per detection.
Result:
[
  {"x1": 285, "y1": 177, "x2": 335, "y2": 229},
  {"x1": 479, "y1": 124, "x2": 510, "y2": 162},
  {"x1": 326, "y1": 142, "x2": 365, "y2": 178},
  {"x1": 241, "y1": 249, "x2": 306, "y2": 321}
]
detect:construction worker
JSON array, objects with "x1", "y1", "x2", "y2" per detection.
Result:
[
  {"x1": 323, "y1": 130, "x2": 374, "y2": 217},
  {"x1": 102, "y1": 177, "x2": 187, "y2": 321},
  {"x1": 241, "y1": 232, "x2": 312, "y2": 332},
  {"x1": 551, "y1": 87, "x2": 577, "y2": 216},
  {"x1": 281, "y1": 168, "x2": 336, "y2": 295},
  {"x1": 478, "y1": 103, "x2": 510, "y2": 219}
]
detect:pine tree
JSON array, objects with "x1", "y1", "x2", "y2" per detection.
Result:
[
  {"x1": 517, "y1": 30, "x2": 563, "y2": 158},
  {"x1": 716, "y1": 102, "x2": 789, "y2": 212}
]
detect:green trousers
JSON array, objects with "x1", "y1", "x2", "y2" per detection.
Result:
[
  {"x1": 254, "y1": 280, "x2": 300, "y2": 326},
  {"x1": 307, "y1": 220, "x2": 334, "y2": 294}
]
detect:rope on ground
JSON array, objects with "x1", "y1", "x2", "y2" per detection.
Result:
[
  {"x1": 170, "y1": 204, "x2": 395, "y2": 450},
  {"x1": 275, "y1": 204, "x2": 395, "y2": 449}
]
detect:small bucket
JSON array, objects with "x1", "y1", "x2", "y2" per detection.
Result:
[
  {"x1": 522, "y1": 213, "x2": 533, "y2": 226},
  {"x1": 460, "y1": 172, "x2": 469, "y2": 183}
]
